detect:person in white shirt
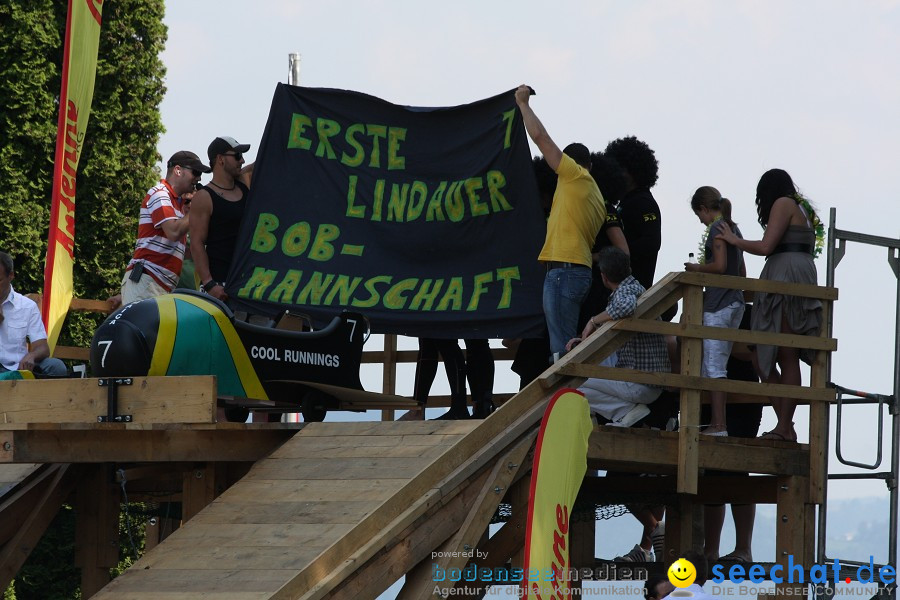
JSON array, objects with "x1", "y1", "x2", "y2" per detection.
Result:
[{"x1": 0, "y1": 251, "x2": 67, "y2": 376}]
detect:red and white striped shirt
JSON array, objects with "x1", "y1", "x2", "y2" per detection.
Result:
[{"x1": 125, "y1": 179, "x2": 186, "y2": 291}]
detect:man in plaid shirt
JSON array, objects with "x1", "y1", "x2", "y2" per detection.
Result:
[{"x1": 567, "y1": 247, "x2": 670, "y2": 427}]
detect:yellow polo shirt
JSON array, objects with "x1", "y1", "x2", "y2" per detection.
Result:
[{"x1": 538, "y1": 153, "x2": 606, "y2": 266}]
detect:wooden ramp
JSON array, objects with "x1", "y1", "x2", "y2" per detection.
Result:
[
  {"x1": 92, "y1": 384, "x2": 552, "y2": 600},
  {"x1": 0, "y1": 464, "x2": 44, "y2": 554},
  {"x1": 0, "y1": 464, "x2": 40, "y2": 498}
]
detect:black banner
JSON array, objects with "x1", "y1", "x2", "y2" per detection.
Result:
[{"x1": 227, "y1": 84, "x2": 546, "y2": 339}]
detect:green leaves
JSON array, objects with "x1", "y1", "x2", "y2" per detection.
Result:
[{"x1": 0, "y1": 0, "x2": 167, "y2": 348}]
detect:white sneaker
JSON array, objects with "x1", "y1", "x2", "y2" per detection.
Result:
[
  {"x1": 609, "y1": 404, "x2": 650, "y2": 428},
  {"x1": 614, "y1": 544, "x2": 652, "y2": 562}
]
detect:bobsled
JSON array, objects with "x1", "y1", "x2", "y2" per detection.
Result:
[{"x1": 90, "y1": 289, "x2": 371, "y2": 421}]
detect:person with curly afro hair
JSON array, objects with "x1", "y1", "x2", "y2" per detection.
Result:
[
  {"x1": 515, "y1": 85, "x2": 606, "y2": 359},
  {"x1": 577, "y1": 151, "x2": 630, "y2": 330},
  {"x1": 604, "y1": 136, "x2": 661, "y2": 291}
]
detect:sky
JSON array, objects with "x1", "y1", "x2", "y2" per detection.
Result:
[{"x1": 156, "y1": 0, "x2": 900, "y2": 594}]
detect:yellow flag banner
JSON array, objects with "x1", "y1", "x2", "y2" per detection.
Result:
[
  {"x1": 42, "y1": 0, "x2": 103, "y2": 350},
  {"x1": 521, "y1": 388, "x2": 592, "y2": 600}
]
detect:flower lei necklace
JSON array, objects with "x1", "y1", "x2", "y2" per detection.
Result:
[
  {"x1": 697, "y1": 215, "x2": 723, "y2": 265},
  {"x1": 793, "y1": 194, "x2": 825, "y2": 258}
]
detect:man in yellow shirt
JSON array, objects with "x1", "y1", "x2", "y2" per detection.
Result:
[{"x1": 515, "y1": 85, "x2": 606, "y2": 359}]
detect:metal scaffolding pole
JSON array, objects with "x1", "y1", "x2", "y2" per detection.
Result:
[
  {"x1": 289, "y1": 52, "x2": 301, "y2": 86},
  {"x1": 818, "y1": 207, "x2": 900, "y2": 600}
]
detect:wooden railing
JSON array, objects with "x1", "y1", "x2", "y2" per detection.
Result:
[{"x1": 543, "y1": 270, "x2": 838, "y2": 501}]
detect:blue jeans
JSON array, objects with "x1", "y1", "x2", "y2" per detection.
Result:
[
  {"x1": 543, "y1": 266, "x2": 592, "y2": 357},
  {"x1": 0, "y1": 357, "x2": 68, "y2": 377}
]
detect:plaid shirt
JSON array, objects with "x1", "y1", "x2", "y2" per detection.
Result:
[{"x1": 607, "y1": 275, "x2": 671, "y2": 375}]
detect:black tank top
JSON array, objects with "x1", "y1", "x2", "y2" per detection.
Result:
[{"x1": 203, "y1": 180, "x2": 249, "y2": 282}]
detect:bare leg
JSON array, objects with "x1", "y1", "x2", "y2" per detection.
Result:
[
  {"x1": 613, "y1": 506, "x2": 658, "y2": 561},
  {"x1": 634, "y1": 508, "x2": 658, "y2": 551},
  {"x1": 705, "y1": 388, "x2": 728, "y2": 434},
  {"x1": 754, "y1": 341, "x2": 797, "y2": 440},
  {"x1": 730, "y1": 503, "x2": 755, "y2": 562},
  {"x1": 766, "y1": 315, "x2": 801, "y2": 440},
  {"x1": 704, "y1": 504, "x2": 726, "y2": 562},
  {"x1": 774, "y1": 345, "x2": 801, "y2": 435}
]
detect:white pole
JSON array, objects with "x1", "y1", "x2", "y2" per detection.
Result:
[
  {"x1": 285, "y1": 51, "x2": 303, "y2": 424},
  {"x1": 288, "y1": 52, "x2": 301, "y2": 85}
]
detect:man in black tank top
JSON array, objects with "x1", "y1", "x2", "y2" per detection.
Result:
[{"x1": 189, "y1": 136, "x2": 253, "y2": 301}]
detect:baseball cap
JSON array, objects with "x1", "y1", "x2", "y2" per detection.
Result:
[
  {"x1": 166, "y1": 150, "x2": 211, "y2": 173},
  {"x1": 208, "y1": 136, "x2": 252, "y2": 163}
]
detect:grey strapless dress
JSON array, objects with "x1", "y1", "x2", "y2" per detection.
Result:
[{"x1": 752, "y1": 225, "x2": 822, "y2": 378}]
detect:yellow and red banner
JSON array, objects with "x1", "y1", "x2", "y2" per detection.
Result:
[
  {"x1": 42, "y1": 0, "x2": 103, "y2": 350},
  {"x1": 522, "y1": 389, "x2": 592, "y2": 599}
]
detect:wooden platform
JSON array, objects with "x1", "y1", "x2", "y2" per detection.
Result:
[{"x1": 0, "y1": 423, "x2": 302, "y2": 463}]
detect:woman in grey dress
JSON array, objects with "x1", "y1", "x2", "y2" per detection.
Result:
[{"x1": 717, "y1": 169, "x2": 822, "y2": 441}]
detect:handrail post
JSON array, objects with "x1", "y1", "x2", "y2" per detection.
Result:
[
  {"x1": 677, "y1": 283, "x2": 703, "y2": 496},
  {"x1": 809, "y1": 299, "x2": 831, "y2": 506},
  {"x1": 380, "y1": 334, "x2": 398, "y2": 421}
]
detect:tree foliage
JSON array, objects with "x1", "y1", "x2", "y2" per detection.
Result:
[
  {"x1": 0, "y1": 1, "x2": 62, "y2": 276},
  {"x1": 0, "y1": 0, "x2": 167, "y2": 347},
  {"x1": 0, "y1": 1, "x2": 166, "y2": 596},
  {"x1": 11, "y1": 507, "x2": 78, "y2": 600}
]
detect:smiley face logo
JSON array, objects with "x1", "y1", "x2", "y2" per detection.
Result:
[{"x1": 668, "y1": 558, "x2": 697, "y2": 588}]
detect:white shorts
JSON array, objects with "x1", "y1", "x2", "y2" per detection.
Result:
[
  {"x1": 121, "y1": 271, "x2": 170, "y2": 305},
  {"x1": 702, "y1": 301, "x2": 745, "y2": 379}
]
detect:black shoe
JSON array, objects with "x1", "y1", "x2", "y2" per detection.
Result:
[
  {"x1": 472, "y1": 397, "x2": 495, "y2": 419},
  {"x1": 432, "y1": 406, "x2": 471, "y2": 420}
]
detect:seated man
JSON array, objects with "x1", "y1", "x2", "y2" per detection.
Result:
[
  {"x1": 566, "y1": 246, "x2": 670, "y2": 427},
  {"x1": 0, "y1": 251, "x2": 67, "y2": 376}
]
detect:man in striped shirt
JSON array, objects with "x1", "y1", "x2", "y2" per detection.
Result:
[{"x1": 120, "y1": 151, "x2": 210, "y2": 304}]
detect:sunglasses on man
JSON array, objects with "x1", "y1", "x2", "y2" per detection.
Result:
[
  {"x1": 223, "y1": 152, "x2": 243, "y2": 161},
  {"x1": 178, "y1": 165, "x2": 202, "y2": 177}
]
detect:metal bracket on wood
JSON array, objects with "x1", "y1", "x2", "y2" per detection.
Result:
[{"x1": 97, "y1": 378, "x2": 133, "y2": 423}]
